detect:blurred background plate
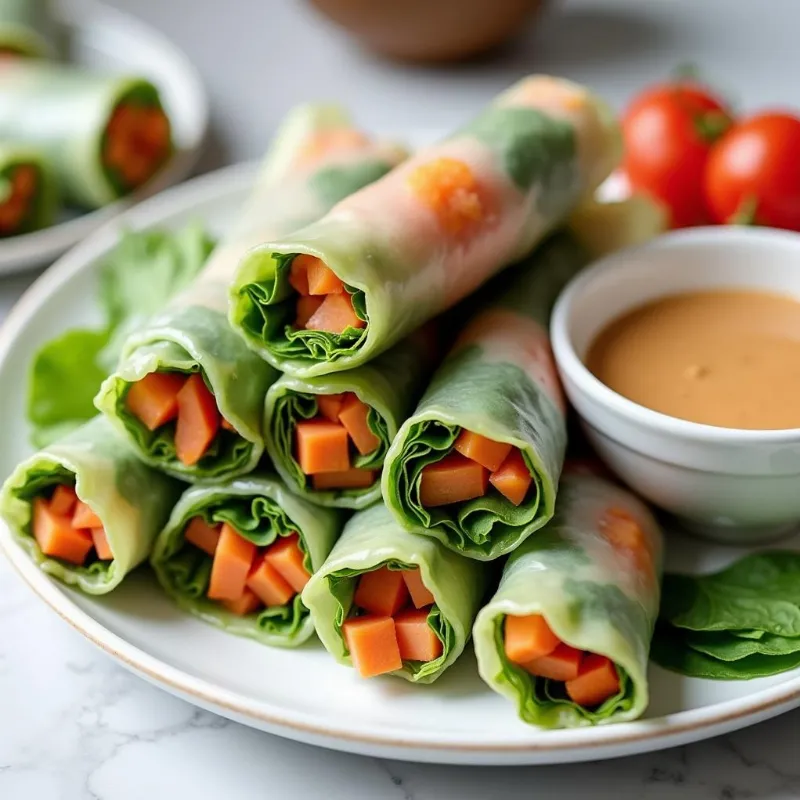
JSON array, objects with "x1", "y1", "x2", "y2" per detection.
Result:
[{"x1": 0, "y1": 0, "x2": 208, "y2": 276}]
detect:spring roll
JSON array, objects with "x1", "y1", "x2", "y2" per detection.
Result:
[
  {"x1": 230, "y1": 75, "x2": 619, "y2": 378},
  {"x1": 0, "y1": 417, "x2": 181, "y2": 594},
  {"x1": 94, "y1": 105, "x2": 407, "y2": 482},
  {"x1": 473, "y1": 473, "x2": 663, "y2": 727},
  {"x1": 0, "y1": 144, "x2": 57, "y2": 236},
  {"x1": 0, "y1": 61, "x2": 172, "y2": 208},
  {"x1": 264, "y1": 323, "x2": 438, "y2": 509},
  {"x1": 0, "y1": 0, "x2": 57, "y2": 58},
  {"x1": 382, "y1": 233, "x2": 588, "y2": 560},
  {"x1": 150, "y1": 474, "x2": 344, "y2": 647},
  {"x1": 302, "y1": 503, "x2": 486, "y2": 683}
]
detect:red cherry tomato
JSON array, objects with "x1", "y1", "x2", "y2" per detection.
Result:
[
  {"x1": 705, "y1": 112, "x2": 800, "y2": 230},
  {"x1": 622, "y1": 82, "x2": 732, "y2": 228}
]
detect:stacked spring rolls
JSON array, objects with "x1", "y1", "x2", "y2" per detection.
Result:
[{"x1": 2, "y1": 73, "x2": 674, "y2": 729}]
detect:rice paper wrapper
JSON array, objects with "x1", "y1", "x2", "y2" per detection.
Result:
[
  {"x1": 473, "y1": 473, "x2": 663, "y2": 728},
  {"x1": 0, "y1": 416, "x2": 181, "y2": 594},
  {"x1": 301, "y1": 503, "x2": 487, "y2": 683},
  {"x1": 150, "y1": 473, "x2": 345, "y2": 647}
]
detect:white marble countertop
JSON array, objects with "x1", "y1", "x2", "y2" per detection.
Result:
[{"x1": 4, "y1": 0, "x2": 800, "y2": 797}]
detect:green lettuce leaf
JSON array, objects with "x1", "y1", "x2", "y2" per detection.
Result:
[{"x1": 685, "y1": 630, "x2": 800, "y2": 661}]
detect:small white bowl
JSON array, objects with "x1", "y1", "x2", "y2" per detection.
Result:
[{"x1": 551, "y1": 227, "x2": 800, "y2": 544}]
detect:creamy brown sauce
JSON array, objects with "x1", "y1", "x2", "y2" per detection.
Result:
[{"x1": 585, "y1": 290, "x2": 800, "y2": 430}]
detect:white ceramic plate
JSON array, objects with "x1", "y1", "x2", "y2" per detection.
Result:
[
  {"x1": 0, "y1": 0, "x2": 208, "y2": 275},
  {"x1": 2, "y1": 163, "x2": 800, "y2": 766}
]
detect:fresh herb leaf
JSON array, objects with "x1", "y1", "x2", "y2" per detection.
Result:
[{"x1": 686, "y1": 630, "x2": 800, "y2": 662}]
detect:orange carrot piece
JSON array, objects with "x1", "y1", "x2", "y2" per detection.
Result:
[
  {"x1": 524, "y1": 643, "x2": 583, "y2": 682},
  {"x1": 394, "y1": 609, "x2": 443, "y2": 662},
  {"x1": 401, "y1": 568, "x2": 435, "y2": 609},
  {"x1": 91, "y1": 527, "x2": 114, "y2": 560},
  {"x1": 184, "y1": 516, "x2": 222, "y2": 556},
  {"x1": 295, "y1": 295, "x2": 324, "y2": 328},
  {"x1": 246, "y1": 555, "x2": 296, "y2": 607},
  {"x1": 175, "y1": 373, "x2": 221, "y2": 467},
  {"x1": 13, "y1": 165, "x2": 37, "y2": 199},
  {"x1": 71, "y1": 501, "x2": 102, "y2": 530},
  {"x1": 338, "y1": 393, "x2": 380, "y2": 456},
  {"x1": 289, "y1": 255, "x2": 311, "y2": 296},
  {"x1": 453, "y1": 430, "x2": 512, "y2": 472},
  {"x1": 311, "y1": 469, "x2": 376, "y2": 490},
  {"x1": 208, "y1": 523, "x2": 257, "y2": 601},
  {"x1": 419, "y1": 453, "x2": 489, "y2": 507},
  {"x1": 490, "y1": 449, "x2": 532, "y2": 506},
  {"x1": 407, "y1": 157, "x2": 484, "y2": 235},
  {"x1": 125, "y1": 371, "x2": 186, "y2": 431},
  {"x1": 32, "y1": 498, "x2": 94, "y2": 565},
  {"x1": 263, "y1": 533, "x2": 311, "y2": 593},
  {"x1": 353, "y1": 565, "x2": 409, "y2": 616},
  {"x1": 599, "y1": 507, "x2": 646, "y2": 551},
  {"x1": 306, "y1": 258, "x2": 344, "y2": 295},
  {"x1": 316, "y1": 393, "x2": 346, "y2": 423},
  {"x1": 504, "y1": 614, "x2": 560, "y2": 665},
  {"x1": 342, "y1": 615, "x2": 402, "y2": 678},
  {"x1": 305, "y1": 292, "x2": 364, "y2": 333},
  {"x1": 295, "y1": 418, "x2": 350, "y2": 474},
  {"x1": 222, "y1": 588, "x2": 263, "y2": 616},
  {"x1": 49, "y1": 485, "x2": 78, "y2": 517},
  {"x1": 565, "y1": 654, "x2": 621, "y2": 707},
  {"x1": 220, "y1": 418, "x2": 236, "y2": 432}
]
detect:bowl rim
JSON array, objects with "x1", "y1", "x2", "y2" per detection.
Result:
[{"x1": 550, "y1": 225, "x2": 800, "y2": 446}]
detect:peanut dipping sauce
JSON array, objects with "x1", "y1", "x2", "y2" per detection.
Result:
[{"x1": 585, "y1": 289, "x2": 800, "y2": 430}]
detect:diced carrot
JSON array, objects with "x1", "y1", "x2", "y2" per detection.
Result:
[
  {"x1": 342, "y1": 615, "x2": 402, "y2": 678},
  {"x1": 394, "y1": 609, "x2": 443, "y2": 662},
  {"x1": 71, "y1": 501, "x2": 102, "y2": 530},
  {"x1": 407, "y1": 157, "x2": 485, "y2": 235},
  {"x1": 490, "y1": 449, "x2": 533, "y2": 507},
  {"x1": 220, "y1": 418, "x2": 236, "y2": 432},
  {"x1": 353, "y1": 565, "x2": 409, "y2": 616},
  {"x1": 295, "y1": 418, "x2": 350, "y2": 474},
  {"x1": 504, "y1": 614, "x2": 560, "y2": 664},
  {"x1": 91, "y1": 527, "x2": 114, "y2": 560},
  {"x1": 263, "y1": 533, "x2": 311, "y2": 593},
  {"x1": 599, "y1": 507, "x2": 646, "y2": 551},
  {"x1": 401, "y1": 568, "x2": 436, "y2": 609},
  {"x1": 32, "y1": 498, "x2": 94, "y2": 565},
  {"x1": 289, "y1": 255, "x2": 311, "y2": 295},
  {"x1": 419, "y1": 453, "x2": 488, "y2": 507},
  {"x1": 222, "y1": 588, "x2": 263, "y2": 616},
  {"x1": 125, "y1": 371, "x2": 186, "y2": 431},
  {"x1": 49, "y1": 485, "x2": 78, "y2": 517},
  {"x1": 453, "y1": 430, "x2": 512, "y2": 472},
  {"x1": 306, "y1": 258, "x2": 344, "y2": 295},
  {"x1": 305, "y1": 292, "x2": 364, "y2": 333},
  {"x1": 338, "y1": 393, "x2": 380, "y2": 456},
  {"x1": 208, "y1": 523, "x2": 257, "y2": 601},
  {"x1": 316, "y1": 393, "x2": 345, "y2": 423},
  {"x1": 13, "y1": 165, "x2": 37, "y2": 199},
  {"x1": 184, "y1": 516, "x2": 221, "y2": 556},
  {"x1": 0, "y1": 197, "x2": 25, "y2": 231},
  {"x1": 524, "y1": 643, "x2": 583, "y2": 682},
  {"x1": 312, "y1": 469, "x2": 376, "y2": 490},
  {"x1": 565, "y1": 654, "x2": 621, "y2": 707},
  {"x1": 295, "y1": 295, "x2": 324, "y2": 328},
  {"x1": 246, "y1": 555, "x2": 296, "y2": 607},
  {"x1": 175, "y1": 373, "x2": 221, "y2": 467},
  {"x1": 140, "y1": 107, "x2": 171, "y2": 152}
]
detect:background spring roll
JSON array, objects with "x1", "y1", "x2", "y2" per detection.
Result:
[
  {"x1": 473, "y1": 473, "x2": 663, "y2": 727},
  {"x1": 0, "y1": 61, "x2": 172, "y2": 208},
  {"x1": 0, "y1": 0, "x2": 58, "y2": 58},
  {"x1": 151, "y1": 474, "x2": 344, "y2": 647},
  {"x1": 302, "y1": 503, "x2": 486, "y2": 683},
  {"x1": 382, "y1": 233, "x2": 588, "y2": 560},
  {"x1": 0, "y1": 144, "x2": 57, "y2": 236},
  {"x1": 94, "y1": 104, "x2": 407, "y2": 482},
  {"x1": 0, "y1": 417, "x2": 181, "y2": 595},
  {"x1": 264, "y1": 323, "x2": 438, "y2": 509},
  {"x1": 230, "y1": 74, "x2": 620, "y2": 378}
]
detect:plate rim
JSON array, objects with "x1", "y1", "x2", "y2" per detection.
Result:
[
  {"x1": 2, "y1": 161, "x2": 800, "y2": 764},
  {"x1": 0, "y1": 0, "x2": 209, "y2": 275}
]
